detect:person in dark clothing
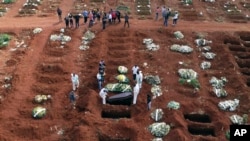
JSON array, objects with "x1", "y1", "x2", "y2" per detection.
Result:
[
  {"x1": 64, "y1": 16, "x2": 69, "y2": 28},
  {"x1": 68, "y1": 13, "x2": 74, "y2": 28},
  {"x1": 74, "y1": 14, "x2": 81, "y2": 28},
  {"x1": 99, "y1": 60, "x2": 106, "y2": 71},
  {"x1": 147, "y1": 94, "x2": 151, "y2": 110},
  {"x1": 69, "y1": 91, "x2": 77, "y2": 109},
  {"x1": 116, "y1": 10, "x2": 121, "y2": 23},
  {"x1": 99, "y1": 60, "x2": 106, "y2": 84},
  {"x1": 96, "y1": 9, "x2": 101, "y2": 22},
  {"x1": 163, "y1": 9, "x2": 171, "y2": 26},
  {"x1": 92, "y1": 10, "x2": 97, "y2": 22},
  {"x1": 57, "y1": 7, "x2": 62, "y2": 22},
  {"x1": 124, "y1": 13, "x2": 129, "y2": 28},
  {"x1": 102, "y1": 13, "x2": 107, "y2": 30}
]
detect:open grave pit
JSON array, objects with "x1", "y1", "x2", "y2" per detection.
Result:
[
  {"x1": 36, "y1": 63, "x2": 66, "y2": 74},
  {"x1": 237, "y1": 31, "x2": 250, "y2": 43},
  {"x1": 228, "y1": 44, "x2": 247, "y2": 52},
  {"x1": 44, "y1": 47, "x2": 68, "y2": 57},
  {"x1": 108, "y1": 31, "x2": 130, "y2": 37},
  {"x1": 90, "y1": 0, "x2": 103, "y2": 2},
  {"x1": 107, "y1": 59, "x2": 131, "y2": 67},
  {"x1": 178, "y1": 9, "x2": 206, "y2": 21},
  {"x1": 236, "y1": 58, "x2": 250, "y2": 68},
  {"x1": 35, "y1": 73, "x2": 67, "y2": 84},
  {"x1": 107, "y1": 38, "x2": 133, "y2": 44},
  {"x1": 184, "y1": 113, "x2": 211, "y2": 123},
  {"x1": 97, "y1": 124, "x2": 134, "y2": 141},
  {"x1": 99, "y1": 136, "x2": 131, "y2": 141},
  {"x1": 108, "y1": 44, "x2": 134, "y2": 50},
  {"x1": 31, "y1": 84, "x2": 59, "y2": 95},
  {"x1": 188, "y1": 124, "x2": 215, "y2": 137},
  {"x1": 101, "y1": 105, "x2": 131, "y2": 119},
  {"x1": 107, "y1": 50, "x2": 130, "y2": 58},
  {"x1": 232, "y1": 52, "x2": 250, "y2": 59}
]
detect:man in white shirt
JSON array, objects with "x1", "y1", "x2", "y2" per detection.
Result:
[
  {"x1": 71, "y1": 73, "x2": 79, "y2": 91},
  {"x1": 172, "y1": 11, "x2": 179, "y2": 26},
  {"x1": 132, "y1": 65, "x2": 139, "y2": 81},
  {"x1": 99, "y1": 88, "x2": 108, "y2": 104}
]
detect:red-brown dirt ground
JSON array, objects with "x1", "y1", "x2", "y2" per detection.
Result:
[{"x1": 0, "y1": 0, "x2": 250, "y2": 141}]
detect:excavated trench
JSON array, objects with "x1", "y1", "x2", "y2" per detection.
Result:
[
  {"x1": 37, "y1": 63, "x2": 65, "y2": 74},
  {"x1": 224, "y1": 38, "x2": 241, "y2": 45},
  {"x1": 107, "y1": 60, "x2": 130, "y2": 66},
  {"x1": 236, "y1": 59, "x2": 250, "y2": 68},
  {"x1": 108, "y1": 44, "x2": 133, "y2": 50},
  {"x1": 228, "y1": 45, "x2": 247, "y2": 52},
  {"x1": 98, "y1": 135, "x2": 131, "y2": 141},
  {"x1": 239, "y1": 33, "x2": 250, "y2": 47},
  {"x1": 226, "y1": 33, "x2": 250, "y2": 88},
  {"x1": 245, "y1": 77, "x2": 250, "y2": 86},
  {"x1": 239, "y1": 68, "x2": 250, "y2": 75},
  {"x1": 184, "y1": 113, "x2": 211, "y2": 123},
  {"x1": 243, "y1": 41, "x2": 250, "y2": 47},
  {"x1": 44, "y1": 48, "x2": 67, "y2": 57},
  {"x1": 101, "y1": 109, "x2": 131, "y2": 119},
  {"x1": 5, "y1": 59, "x2": 17, "y2": 67},
  {"x1": 239, "y1": 33, "x2": 250, "y2": 41},
  {"x1": 233, "y1": 52, "x2": 250, "y2": 59},
  {"x1": 188, "y1": 125, "x2": 215, "y2": 136},
  {"x1": 107, "y1": 51, "x2": 130, "y2": 58}
]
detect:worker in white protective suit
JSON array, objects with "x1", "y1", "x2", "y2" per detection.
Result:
[
  {"x1": 99, "y1": 88, "x2": 108, "y2": 104},
  {"x1": 136, "y1": 70, "x2": 143, "y2": 89},
  {"x1": 132, "y1": 65, "x2": 139, "y2": 81},
  {"x1": 71, "y1": 73, "x2": 79, "y2": 91},
  {"x1": 133, "y1": 83, "x2": 140, "y2": 104}
]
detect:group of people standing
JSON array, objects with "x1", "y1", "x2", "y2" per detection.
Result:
[
  {"x1": 155, "y1": 6, "x2": 179, "y2": 26},
  {"x1": 101, "y1": 9, "x2": 127, "y2": 30},
  {"x1": 57, "y1": 7, "x2": 102, "y2": 29},
  {"x1": 97, "y1": 63, "x2": 151, "y2": 110},
  {"x1": 57, "y1": 7, "x2": 130, "y2": 30},
  {"x1": 64, "y1": 13, "x2": 81, "y2": 28},
  {"x1": 82, "y1": 9, "x2": 102, "y2": 28},
  {"x1": 96, "y1": 63, "x2": 151, "y2": 110}
]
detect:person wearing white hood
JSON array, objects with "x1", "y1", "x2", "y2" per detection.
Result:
[
  {"x1": 99, "y1": 88, "x2": 108, "y2": 104},
  {"x1": 136, "y1": 70, "x2": 143, "y2": 89},
  {"x1": 71, "y1": 73, "x2": 79, "y2": 91},
  {"x1": 133, "y1": 83, "x2": 140, "y2": 104}
]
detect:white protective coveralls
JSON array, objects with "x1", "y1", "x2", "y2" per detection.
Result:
[
  {"x1": 136, "y1": 71, "x2": 143, "y2": 88},
  {"x1": 71, "y1": 73, "x2": 79, "y2": 91},
  {"x1": 99, "y1": 88, "x2": 108, "y2": 104},
  {"x1": 133, "y1": 83, "x2": 140, "y2": 104},
  {"x1": 132, "y1": 65, "x2": 139, "y2": 80}
]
